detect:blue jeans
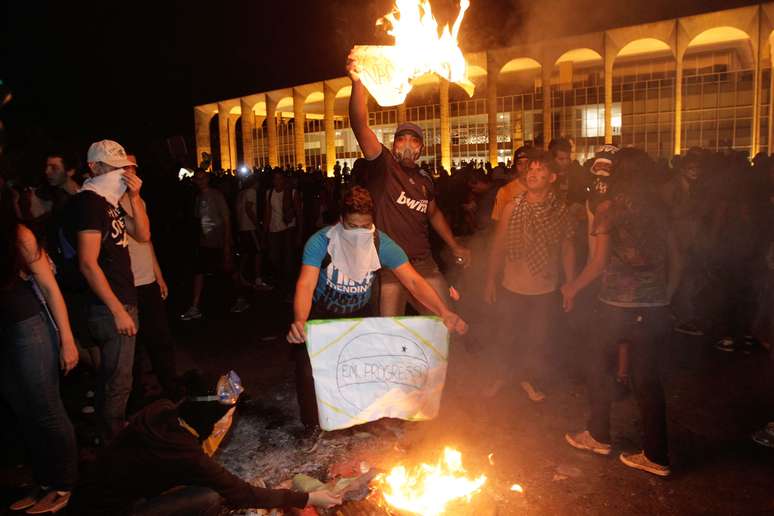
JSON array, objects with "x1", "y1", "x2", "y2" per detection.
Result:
[
  {"x1": 0, "y1": 312, "x2": 78, "y2": 490},
  {"x1": 130, "y1": 486, "x2": 223, "y2": 516},
  {"x1": 88, "y1": 304, "x2": 138, "y2": 439}
]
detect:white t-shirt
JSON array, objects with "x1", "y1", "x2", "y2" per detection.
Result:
[
  {"x1": 267, "y1": 189, "x2": 296, "y2": 233},
  {"x1": 236, "y1": 188, "x2": 257, "y2": 232},
  {"x1": 119, "y1": 196, "x2": 156, "y2": 287}
]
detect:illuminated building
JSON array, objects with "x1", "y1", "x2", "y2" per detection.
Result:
[{"x1": 195, "y1": 3, "x2": 774, "y2": 172}]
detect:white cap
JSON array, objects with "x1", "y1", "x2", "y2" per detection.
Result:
[{"x1": 86, "y1": 139, "x2": 136, "y2": 168}]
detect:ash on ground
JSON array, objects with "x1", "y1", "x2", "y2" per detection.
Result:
[{"x1": 215, "y1": 380, "x2": 402, "y2": 515}]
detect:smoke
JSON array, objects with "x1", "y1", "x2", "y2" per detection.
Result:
[{"x1": 458, "y1": 0, "x2": 760, "y2": 52}]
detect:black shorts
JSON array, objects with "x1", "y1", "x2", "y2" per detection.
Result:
[
  {"x1": 194, "y1": 246, "x2": 224, "y2": 274},
  {"x1": 238, "y1": 230, "x2": 259, "y2": 256}
]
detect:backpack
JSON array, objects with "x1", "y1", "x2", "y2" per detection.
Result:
[{"x1": 51, "y1": 225, "x2": 109, "y2": 292}]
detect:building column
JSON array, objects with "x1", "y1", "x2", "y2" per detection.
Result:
[
  {"x1": 194, "y1": 108, "x2": 213, "y2": 169},
  {"x1": 673, "y1": 60, "x2": 683, "y2": 155},
  {"x1": 240, "y1": 99, "x2": 255, "y2": 168},
  {"x1": 542, "y1": 66, "x2": 553, "y2": 149},
  {"x1": 217, "y1": 102, "x2": 231, "y2": 170},
  {"x1": 440, "y1": 79, "x2": 451, "y2": 171},
  {"x1": 769, "y1": 35, "x2": 774, "y2": 154},
  {"x1": 293, "y1": 89, "x2": 306, "y2": 169},
  {"x1": 604, "y1": 38, "x2": 616, "y2": 145},
  {"x1": 266, "y1": 95, "x2": 279, "y2": 167},
  {"x1": 324, "y1": 83, "x2": 336, "y2": 175},
  {"x1": 486, "y1": 52, "x2": 499, "y2": 166},
  {"x1": 752, "y1": 43, "x2": 762, "y2": 156},
  {"x1": 398, "y1": 103, "x2": 407, "y2": 123},
  {"x1": 228, "y1": 114, "x2": 239, "y2": 170}
]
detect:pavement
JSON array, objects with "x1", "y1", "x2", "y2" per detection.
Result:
[{"x1": 2, "y1": 275, "x2": 773, "y2": 515}]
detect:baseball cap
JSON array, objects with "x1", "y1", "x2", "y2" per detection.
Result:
[
  {"x1": 86, "y1": 139, "x2": 136, "y2": 168},
  {"x1": 513, "y1": 146, "x2": 530, "y2": 161},
  {"x1": 394, "y1": 122, "x2": 424, "y2": 142}
]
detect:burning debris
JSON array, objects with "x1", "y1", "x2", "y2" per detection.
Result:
[
  {"x1": 375, "y1": 447, "x2": 487, "y2": 516},
  {"x1": 215, "y1": 381, "x2": 522, "y2": 515}
]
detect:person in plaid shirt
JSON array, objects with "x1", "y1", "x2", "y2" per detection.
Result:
[{"x1": 484, "y1": 149, "x2": 576, "y2": 401}]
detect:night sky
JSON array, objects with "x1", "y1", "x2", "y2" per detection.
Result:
[{"x1": 1, "y1": 0, "x2": 760, "y2": 173}]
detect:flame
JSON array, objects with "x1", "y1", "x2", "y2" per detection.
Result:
[
  {"x1": 510, "y1": 483, "x2": 524, "y2": 494},
  {"x1": 380, "y1": 0, "x2": 472, "y2": 88},
  {"x1": 376, "y1": 447, "x2": 487, "y2": 516},
  {"x1": 354, "y1": 0, "x2": 474, "y2": 106}
]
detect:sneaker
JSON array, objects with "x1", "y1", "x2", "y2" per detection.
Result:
[
  {"x1": 229, "y1": 298, "x2": 250, "y2": 313},
  {"x1": 565, "y1": 430, "x2": 612, "y2": 455},
  {"x1": 520, "y1": 381, "x2": 546, "y2": 402},
  {"x1": 179, "y1": 306, "x2": 202, "y2": 321},
  {"x1": 81, "y1": 405, "x2": 95, "y2": 415},
  {"x1": 25, "y1": 490, "x2": 71, "y2": 514},
  {"x1": 85, "y1": 390, "x2": 95, "y2": 399},
  {"x1": 715, "y1": 337, "x2": 735, "y2": 352},
  {"x1": 674, "y1": 322, "x2": 704, "y2": 336},
  {"x1": 619, "y1": 452, "x2": 671, "y2": 477},
  {"x1": 254, "y1": 278, "x2": 274, "y2": 291},
  {"x1": 9, "y1": 486, "x2": 42, "y2": 511}
]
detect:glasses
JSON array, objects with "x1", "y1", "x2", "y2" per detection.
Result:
[{"x1": 189, "y1": 370, "x2": 244, "y2": 405}]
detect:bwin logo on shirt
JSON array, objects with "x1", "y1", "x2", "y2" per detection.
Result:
[{"x1": 396, "y1": 191, "x2": 428, "y2": 213}]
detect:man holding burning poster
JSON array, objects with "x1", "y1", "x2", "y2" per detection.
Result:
[{"x1": 346, "y1": 52, "x2": 471, "y2": 317}]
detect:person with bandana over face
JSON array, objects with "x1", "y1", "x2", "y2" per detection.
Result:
[
  {"x1": 287, "y1": 186, "x2": 468, "y2": 434},
  {"x1": 69, "y1": 370, "x2": 342, "y2": 515},
  {"x1": 63, "y1": 139, "x2": 151, "y2": 442},
  {"x1": 345, "y1": 50, "x2": 472, "y2": 317}
]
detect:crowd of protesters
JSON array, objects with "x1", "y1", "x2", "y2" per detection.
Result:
[{"x1": 0, "y1": 61, "x2": 773, "y2": 513}]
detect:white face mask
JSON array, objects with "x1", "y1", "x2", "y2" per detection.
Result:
[
  {"x1": 81, "y1": 168, "x2": 127, "y2": 207},
  {"x1": 340, "y1": 225, "x2": 375, "y2": 245},
  {"x1": 326, "y1": 223, "x2": 380, "y2": 284}
]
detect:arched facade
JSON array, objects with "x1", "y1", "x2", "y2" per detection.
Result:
[{"x1": 196, "y1": 3, "x2": 774, "y2": 173}]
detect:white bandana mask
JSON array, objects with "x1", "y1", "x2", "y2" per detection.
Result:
[
  {"x1": 326, "y1": 223, "x2": 381, "y2": 284},
  {"x1": 81, "y1": 168, "x2": 127, "y2": 207}
]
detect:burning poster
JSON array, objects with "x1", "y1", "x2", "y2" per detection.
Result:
[
  {"x1": 306, "y1": 316, "x2": 449, "y2": 431},
  {"x1": 353, "y1": 0, "x2": 475, "y2": 106}
]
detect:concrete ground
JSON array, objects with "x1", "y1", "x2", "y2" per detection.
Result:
[{"x1": 2, "y1": 278, "x2": 773, "y2": 515}]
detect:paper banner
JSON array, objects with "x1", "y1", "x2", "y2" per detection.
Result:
[{"x1": 306, "y1": 316, "x2": 449, "y2": 431}]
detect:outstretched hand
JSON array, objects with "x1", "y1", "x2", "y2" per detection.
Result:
[
  {"x1": 442, "y1": 311, "x2": 468, "y2": 335},
  {"x1": 287, "y1": 320, "x2": 307, "y2": 344},
  {"x1": 308, "y1": 489, "x2": 342, "y2": 509}
]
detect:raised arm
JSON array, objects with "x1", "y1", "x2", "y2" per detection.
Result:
[
  {"x1": 122, "y1": 169, "x2": 151, "y2": 242},
  {"x1": 346, "y1": 50, "x2": 382, "y2": 160}
]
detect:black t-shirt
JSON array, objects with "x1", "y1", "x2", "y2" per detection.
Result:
[
  {"x1": 359, "y1": 145, "x2": 435, "y2": 259},
  {"x1": 65, "y1": 191, "x2": 137, "y2": 306},
  {"x1": 0, "y1": 275, "x2": 41, "y2": 325}
]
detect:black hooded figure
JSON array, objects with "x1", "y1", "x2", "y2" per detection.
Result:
[{"x1": 69, "y1": 371, "x2": 312, "y2": 516}]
